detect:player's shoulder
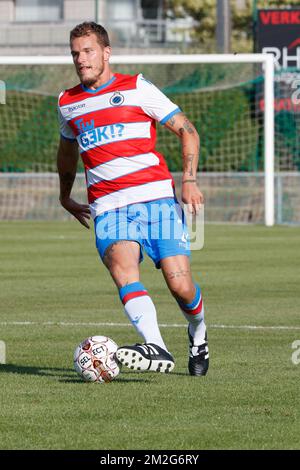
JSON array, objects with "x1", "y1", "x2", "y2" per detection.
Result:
[
  {"x1": 114, "y1": 73, "x2": 157, "y2": 92},
  {"x1": 137, "y1": 74, "x2": 154, "y2": 86},
  {"x1": 58, "y1": 83, "x2": 85, "y2": 107},
  {"x1": 112, "y1": 72, "x2": 140, "y2": 90}
]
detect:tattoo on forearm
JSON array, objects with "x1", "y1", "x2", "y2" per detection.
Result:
[{"x1": 183, "y1": 154, "x2": 194, "y2": 177}]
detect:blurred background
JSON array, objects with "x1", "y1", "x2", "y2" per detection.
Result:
[{"x1": 1, "y1": 0, "x2": 299, "y2": 55}]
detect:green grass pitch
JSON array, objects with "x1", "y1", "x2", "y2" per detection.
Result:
[{"x1": 0, "y1": 221, "x2": 299, "y2": 450}]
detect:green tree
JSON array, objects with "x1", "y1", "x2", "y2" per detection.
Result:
[
  {"x1": 166, "y1": 0, "x2": 217, "y2": 48},
  {"x1": 166, "y1": 0, "x2": 300, "y2": 52}
]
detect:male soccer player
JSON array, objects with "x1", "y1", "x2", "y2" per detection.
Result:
[{"x1": 57, "y1": 22, "x2": 209, "y2": 376}]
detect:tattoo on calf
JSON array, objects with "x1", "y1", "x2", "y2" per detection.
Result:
[{"x1": 165, "y1": 269, "x2": 190, "y2": 280}]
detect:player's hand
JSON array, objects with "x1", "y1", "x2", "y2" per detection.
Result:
[
  {"x1": 60, "y1": 197, "x2": 91, "y2": 229},
  {"x1": 181, "y1": 180, "x2": 204, "y2": 215}
]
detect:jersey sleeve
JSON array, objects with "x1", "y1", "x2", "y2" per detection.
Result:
[
  {"x1": 137, "y1": 74, "x2": 181, "y2": 124},
  {"x1": 57, "y1": 93, "x2": 77, "y2": 141}
]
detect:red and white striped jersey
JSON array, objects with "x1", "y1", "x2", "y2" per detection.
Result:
[{"x1": 58, "y1": 73, "x2": 181, "y2": 218}]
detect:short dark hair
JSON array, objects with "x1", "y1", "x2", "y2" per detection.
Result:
[{"x1": 70, "y1": 22, "x2": 110, "y2": 48}]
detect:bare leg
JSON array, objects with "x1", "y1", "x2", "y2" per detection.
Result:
[
  {"x1": 103, "y1": 240, "x2": 140, "y2": 288},
  {"x1": 160, "y1": 254, "x2": 195, "y2": 304},
  {"x1": 103, "y1": 240, "x2": 167, "y2": 349},
  {"x1": 160, "y1": 254, "x2": 209, "y2": 376}
]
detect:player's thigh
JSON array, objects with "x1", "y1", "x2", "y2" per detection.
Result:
[
  {"x1": 160, "y1": 255, "x2": 195, "y2": 303},
  {"x1": 103, "y1": 240, "x2": 141, "y2": 288}
]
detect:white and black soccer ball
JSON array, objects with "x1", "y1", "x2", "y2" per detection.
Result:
[{"x1": 74, "y1": 336, "x2": 120, "y2": 383}]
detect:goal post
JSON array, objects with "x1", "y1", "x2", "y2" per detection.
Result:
[
  {"x1": 0, "y1": 53, "x2": 275, "y2": 225},
  {"x1": 116, "y1": 54, "x2": 274, "y2": 227},
  {"x1": 263, "y1": 55, "x2": 275, "y2": 228}
]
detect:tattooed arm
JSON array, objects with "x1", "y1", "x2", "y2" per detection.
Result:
[
  {"x1": 57, "y1": 137, "x2": 90, "y2": 228},
  {"x1": 164, "y1": 112, "x2": 204, "y2": 212}
]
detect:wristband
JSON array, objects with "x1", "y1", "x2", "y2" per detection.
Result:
[{"x1": 182, "y1": 179, "x2": 197, "y2": 184}]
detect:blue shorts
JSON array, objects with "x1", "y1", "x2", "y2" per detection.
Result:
[{"x1": 94, "y1": 197, "x2": 190, "y2": 269}]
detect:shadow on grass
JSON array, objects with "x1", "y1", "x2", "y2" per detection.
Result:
[
  {"x1": 62, "y1": 375, "x2": 150, "y2": 384},
  {"x1": 0, "y1": 363, "x2": 152, "y2": 383},
  {"x1": 0, "y1": 363, "x2": 75, "y2": 379}
]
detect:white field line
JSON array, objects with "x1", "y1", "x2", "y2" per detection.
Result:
[{"x1": 0, "y1": 321, "x2": 300, "y2": 331}]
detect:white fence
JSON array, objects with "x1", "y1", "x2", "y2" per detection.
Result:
[{"x1": 1, "y1": 172, "x2": 299, "y2": 224}]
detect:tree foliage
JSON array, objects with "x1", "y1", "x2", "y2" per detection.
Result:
[{"x1": 166, "y1": 0, "x2": 300, "y2": 52}]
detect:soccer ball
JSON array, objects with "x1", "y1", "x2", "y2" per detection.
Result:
[{"x1": 74, "y1": 336, "x2": 120, "y2": 383}]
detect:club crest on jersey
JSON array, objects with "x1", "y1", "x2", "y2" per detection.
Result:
[{"x1": 109, "y1": 92, "x2": 124, "y2": 106}]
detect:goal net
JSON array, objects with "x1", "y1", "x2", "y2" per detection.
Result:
[{"x1": 0, "y1": 54, "x2": 285, "y2": 224}]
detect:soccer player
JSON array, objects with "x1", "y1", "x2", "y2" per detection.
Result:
[{"x1": 57, "y1": 22, "x2": 209, "y2": 376}]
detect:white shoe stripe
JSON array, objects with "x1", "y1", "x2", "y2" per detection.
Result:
[
  {"x1": 146, "y1": 344, "x2": 160, "y2": 355},
  {"x1": 139, "y1": 344, "x2": 150, "y2": 355}
]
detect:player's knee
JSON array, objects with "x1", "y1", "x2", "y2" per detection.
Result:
[{"x1": 169, "y1": 282, "x2": 195, "y2": 304}]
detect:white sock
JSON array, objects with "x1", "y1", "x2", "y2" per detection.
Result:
[
  {"x1": 178, "y1": 284, "x2": 207, "y2": 346},
  {"x1": 119, "y1": 282, "x2": 168, "y2": 351}
]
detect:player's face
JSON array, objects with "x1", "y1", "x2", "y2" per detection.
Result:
[{"x1": 71, "y1": 34, "x2": 111, "y2": 88}]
